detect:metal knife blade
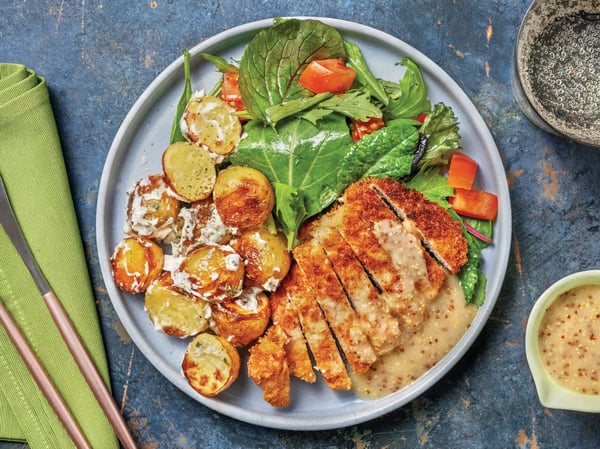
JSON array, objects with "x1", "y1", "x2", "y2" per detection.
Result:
[{"x1": 0, "y1": 174, "x2": 50, "y2": 294}]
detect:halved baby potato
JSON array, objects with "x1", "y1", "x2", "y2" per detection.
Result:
[
  {"x1": 173, "y1": 200, "x2": 234, "y2": 257},
  {"x1": 126, "y1": 174, "x2": 180, "y2": 241},
  {"x1": 174, "y1": 245, "x2": 245, "y2": 302},
  {"x1": 111, "y1": 236, "x2": 163, "y2": 294},
  {"x1": 162, "y1": 141, "x2": 216, "y2": 202},
  {"x1": 144, "y1": 272, "x2": 210, "y2": 338},
  {"x1": 180, "y1": 94, "x2": 242, "y2": 156},
  {"x1": 182, "y1": 332, "x2": 241, "y2": 397},
  {"x1": 211, "y1": 289, "x2": 271, "y2": 347},
  {"x1": 233, "y1": 228, "x2": 291, "y2": 291},
  {"x1": 213, "y1": 165, "x2": 275, "y2": 230}
]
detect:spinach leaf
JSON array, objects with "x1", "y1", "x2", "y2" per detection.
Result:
[
  {"x1": 228, "y1": 114, "x2": 353, "y2": 247},
  {"x1": 335, "y1": 121, "x2": 420, "y2": 191},
  {"x1": 382, "y1": 57, "x2": 431, "y2": 120},
  {"x1": 238, "y1": 19, "x2": 347, "y2": 123},
  {"x1": 170, "y1": 49, "x2": 192, "y2": 144}
]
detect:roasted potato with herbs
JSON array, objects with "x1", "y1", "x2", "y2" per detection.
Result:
[
  {"x1": 111, "y1": 236, "x2": 163, "y2": 294},
  {"x1": 213, "y1": 166, "x2": 275, "y2": 230},
  {"x1": 180, "y1": 93, "x2": 242, "y2": 156},
  {"x1": 173, "y1": 200, "x2": 234, "y2": 257},
  {"x1": 182, "y1": 332, "x2": 241, "y2": 397},
  {"x1": 174, "y1": 244, "x2": 244, "y2": 302},
  {"x1": 162, "y1": 141, "x2": 216, "y2": 202},
  {"x1": 126, "y1": 174, "x2": 180, "y2": 240},
  {"x1": 233, "y1": 228, "x2": 291, "y2": 291},
  {"x1": 144, "y1": 272, "x2": 211, "y2": 338},
  {"x1": 211, "y1": 289, "x2": 271, "y2": 347}
]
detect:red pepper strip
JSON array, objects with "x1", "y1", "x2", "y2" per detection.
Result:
[
  {"x1": 447, "y1": 151, "x2": 478, "y2": 190},
  {"x1": 449, "y1": 188, "x2": 499, "y2": 221}
]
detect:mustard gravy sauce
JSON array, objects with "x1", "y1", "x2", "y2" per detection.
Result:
[
  {"x1": 538, "y1": 284, "x2": 600, "y2": 395},
  {"x1": 351, "y1": 275, "x2": 477, "y2": 399}
]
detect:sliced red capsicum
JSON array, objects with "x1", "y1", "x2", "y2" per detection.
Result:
[{"x1": 449, "y1": 188, "x2": 499, "y2": 221}]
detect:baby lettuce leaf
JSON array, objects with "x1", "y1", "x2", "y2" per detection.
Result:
[
  {"x1": 417, "y1": 102, "x2": 461, "y2": 169},
  {"x1": 314, "y1": 90, "x2": 382, "y2": 122},
  {"x1": 335, "y1": 120, "x2": 420, "y2": 191},
  {"x1": 344, "y1": 40, "x2": 389, "y2": 106},
  {"x1": 382, "y1": 57, "x2": 431, "y2": 120},
  {"x1": 228, "y1": 114, "x2": 353, "y2": 247},
  {"x1": 271, "y1": 89, "x2": 382, "y2": 126},
  {"x1": 405, "y1": 167, "x2": 454, "y2": 206},
  {"x1": 238, "y1": 19, "x2": 347, "y2": 124}
]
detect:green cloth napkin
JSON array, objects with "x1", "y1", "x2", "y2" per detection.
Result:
[{"x1": 0, "y1": 63, "x2": 120, "y2": 449}]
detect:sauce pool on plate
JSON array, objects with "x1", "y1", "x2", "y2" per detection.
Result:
[
  {"x1": 351, "y1": 275, "x2": 477, "y2": 399},
  {"x1": 538, "y1": 284, "x2": 600, "y2": 395}
]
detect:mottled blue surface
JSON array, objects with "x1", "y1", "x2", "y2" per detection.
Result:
[{"x1": 2, "y1": 0, "x2": 600, "y2": 448}]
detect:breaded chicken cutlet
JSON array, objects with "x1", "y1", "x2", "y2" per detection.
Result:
[{"x1": 248, "y1": 177, "x2": 469, "y2": 405}]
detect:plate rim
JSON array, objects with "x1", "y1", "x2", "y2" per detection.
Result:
[{"x1": 96, "y1": 16, "x2": 512, "y2": 431}]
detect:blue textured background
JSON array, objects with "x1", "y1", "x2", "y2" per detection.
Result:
[{"x1": 2, "y1": 1, "x2": 599, "y2": 448}]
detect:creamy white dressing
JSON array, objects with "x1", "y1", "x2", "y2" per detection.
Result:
[
  {"x1": 351, "y1": 274, "x2": 477, "y2": 399},
  {"x1": 171, "y1": 269, "x2": 199, "y2": 298},
  {"x1": 262, "y1": 275, "x2": 281, "y2": 292},
  {"x1": 233, "y1": 287, "x2": 262, "y2": 312},
  {"x1": 173, "y1": 204, "x2": 235, "y2": 257},
  {"x1": 224, "y1": 253, "x2": 241, "y2": 271},
  {"x1": 127, "y1": 176, "x2": 177, "y2": 239}
]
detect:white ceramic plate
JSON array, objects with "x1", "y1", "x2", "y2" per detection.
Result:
[{"x1": 97, "y1": 17, "x2": 511, "y2": 431}]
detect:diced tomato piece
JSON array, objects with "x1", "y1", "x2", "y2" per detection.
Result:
[
  {"x1": 447, "y1": 151, "x2": 478, "y2": 190},
  {"x1": 350, "y1": 117, "x2": 385, "y2": 142},
  {"x1": 221, "y1": 72, "x2": 245, "y2": 112},
  {"x1": 449, "y1": 188, "x2": 498, "y2": 220},
  {"x1": 414, "y1": 113, "x2": 427, "y2": 123},
  {"x1": 298, "y1": 59, "x2": 356, "y2": 94}
]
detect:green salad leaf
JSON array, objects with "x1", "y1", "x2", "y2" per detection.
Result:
[
  {"x1": 382, "y1": 57, "x2": 431, "y2": 120},
  {"x1": 264, "y1": 93, "x2": 333, "y2": 125},
  {"x1": 272, "y1": 182, "x2": 309, "y2": 247},
  {"x1": 228, "y1": 113, "x2": 353, "y2": 247},
  {"x1": 238, "y1": 19, "x2": 347, "y2": 124},
  {"x1": 405, "y1": 167, "x2": 454, "y2": 206},
  {"x1": 315, "y1": 90, "x2": 382, "y2": 121},
  {"x1": 170, "y1": 49, "x2": 192, "y2": 144},
  {"x1": 456, "y1": 217, "x2": 492, "y2": 306},
  {"x1": 417, "y1": 102, "x2": 461, "y2": 169},
  {"x1": 336, "y1": 121, "x2": 420, "y2": 190},
  {"x1": 345, "y1": 40, "x2": 389, "y2": 106},
  {"x1": 200, "y1": 53, "x2": 239, "y2": 73}
]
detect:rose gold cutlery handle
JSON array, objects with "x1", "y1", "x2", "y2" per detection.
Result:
[
  {"x1": 0, "y1": 298, "x2": 92, "y2": 449},
  {"x1": 42, "y1": 291, "x2": 138, "y2": 449}
]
